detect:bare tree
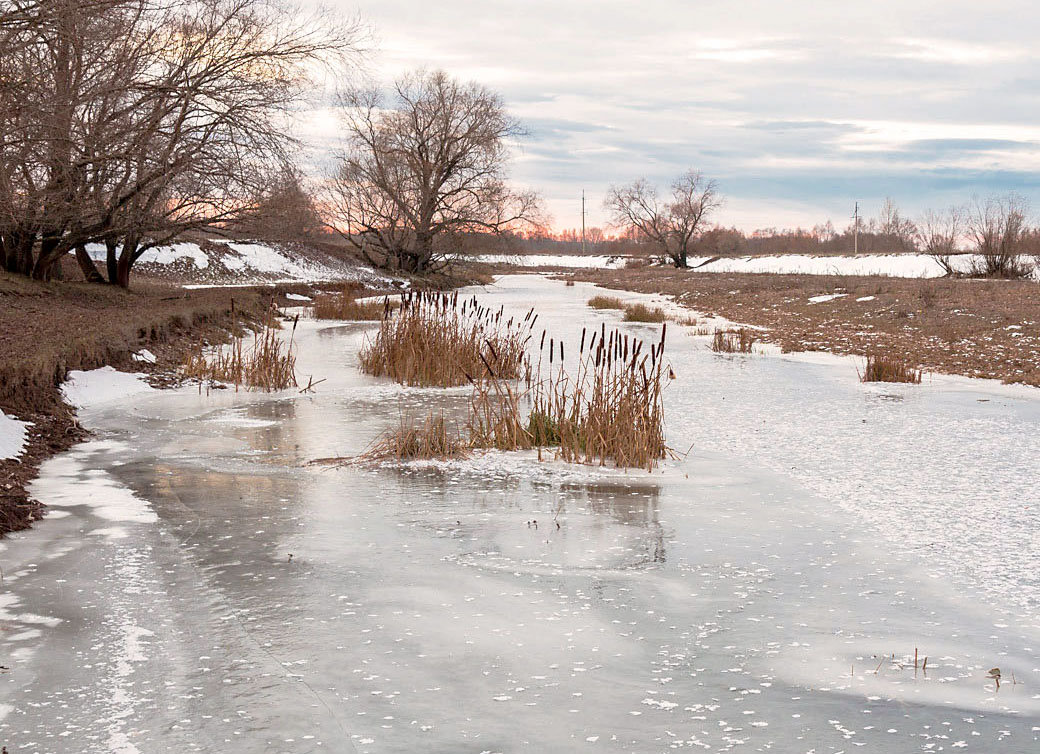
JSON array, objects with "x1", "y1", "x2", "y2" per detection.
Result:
[
  {"x1": 877, "y1": 197, "x2": 918, "y2": 252},
  {"x1": 604, "y1": 170, "x2": 721, "y2": 268},
  {"x1": 325, "y1": 69, "x2": 545, "y2": 274},
  {"x1": 915, "y1": 206, "x2": 963, "y2": 276},
  {"x1": 967, "y1": 194, "x2": 1033, "y2": 278},
  {"x1": 0, "y1": 0, "x2": 363, "y2": 287}
]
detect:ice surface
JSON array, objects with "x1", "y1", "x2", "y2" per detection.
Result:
[
  {"x1": 3, "y1": 275, "x2": 1038, "y2": 752},
  {"x1": 0, "y1": 410, "x2": 30, "y2": 460}
]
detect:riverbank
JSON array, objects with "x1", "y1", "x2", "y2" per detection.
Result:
[
  {"x1": 563, "y1": 267, "x2": 1040, "y2": 386},
  {"x1": 0, "y1": 271, "x2": 291, "y2": 534}
]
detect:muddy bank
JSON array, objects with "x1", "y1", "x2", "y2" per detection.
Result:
[{"x1": 0, "y1": 273, "x2": 281, "y2": 535}]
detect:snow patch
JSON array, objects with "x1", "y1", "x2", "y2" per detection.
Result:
[
  {"x1": 808, "y1": 293, "x2": 847, "y2": 303},
  {"x1": 131, "y1": 349, "x2": 157, "y2": 364},
  {"x1": 0, "y1": 411, "x2": 31, "y2": 460},
  {"x1": 62, "y1": 367, "x2": 156, "y2": 410}
]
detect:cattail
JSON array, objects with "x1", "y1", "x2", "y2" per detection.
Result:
[
  {"x1": 579, "y1": 328, "x2": 587, "y2": 354},
  {"x1": 549, "y1": 339, "x2": 554, "y2": 364}
]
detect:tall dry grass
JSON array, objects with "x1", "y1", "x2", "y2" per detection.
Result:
[
  {"x1": 313, "y1": 289, "x2": 384, "y2": 321},
  {"x1": 359, "y1": 290, "x2": 535, "y2": 387},
  {"x1": 182, "y1": 315, "x2": 298, "y2": 391},
  {"x1": 711, "y1": 328, "x2": 756, "y2": 353},
  {"x1": 364, "y1": 412, "x2": 469, "y2": 461},
  {"x1": 860, "y1": 354, "x2": 922, "y2": 384},
  {"x1": 623, "y1": 303, "x2": 668, "y2": 323},
  {"x1": 588, "y1": 295, "x2": 625, "y2": 310},
  {"x1": 468, "y1": 322, "x2": 671, "y2": 470}
]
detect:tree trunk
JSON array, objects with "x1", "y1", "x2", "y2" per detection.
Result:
[
  {"x1": 105, "y1": 239, "x2": 119, "y2": 283},
  {"x1": 74, "y1": 244, "x2": 106, "y2": 282}
]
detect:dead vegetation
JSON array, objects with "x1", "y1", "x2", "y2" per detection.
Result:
[
  {"x1": 622, "y1": 302, "x2": 668, "y2": 323},
  {"x1": 860, "y1": 354, "x2": 922, "y2": 384},
  {"x1": 363, "y1": 412, "x2": 469, "y2": 461},
  {"x1": 711, "y1": 328, "x2": 756, "y2": 354},
  {"x1": 182, "y1": 315, "x2": 298, "y2": 391},
  {"x1": 361, "y1": 309, "x2": 672, "y2": 471},
  {"x1": 566, "y1": 268, "x2": 1040, "y2": 387},
  {"x1": 359, "y1": 290, "x2": 534, "y2": 387},
  {"x1": 312, "y1": 287, "x2": 384, "y2": 320},
  {"x1": 588, "y1": 294, "x2": 625, "y2": 310}
]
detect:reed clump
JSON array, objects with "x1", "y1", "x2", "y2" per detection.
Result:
[
  {"x1": 468, "y1": 322, "x2": 671, "y2": 471},
  {"x1": 313, "y1": 289, "x2": 384, "y2": 321},
  {"x1": 364, "y1": 412, "x2": 469, "y2": 461},
  {"x1": 182, "y1": 316, "x2": 298, "y2": 391},
  {"x1": 623, "y1": 303, "x2": 668, "y2": 323},
  {"x1": 359, "y1": 290, "x2": 535, "y2": 387},
  {"x1": 860, "y1": 354, "x2": 922, "y2": 383},
  {"x1": 587, "y1": 295, "x2": 625, "y2": 310},
  {"x1": 711, "y1": 328, "x2": 756, "y2": 354}
]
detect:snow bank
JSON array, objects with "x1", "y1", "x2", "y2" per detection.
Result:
[
  {"x1": 0, "y1": 412, "x2": 30, "y2": 460},
  {"x1": 85, "y1": 242, "x2": 210, "y2": 269},
  {"x1": 476, "y1": 252, "x2": 1039, "y2": 279},
  {"x1": 62, "y1": 367, "x2": 156, "y2": 410}
]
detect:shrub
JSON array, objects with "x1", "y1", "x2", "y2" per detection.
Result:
[{"x1": 860, "y1": 354, "x2": 922, "y2": 384}]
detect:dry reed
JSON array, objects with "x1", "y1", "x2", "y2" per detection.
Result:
[
  {"x1": 182, "y1": 315, "x2": 298, "y2": 391},
  {"x1": 711, "y1": 328, "x2": 756, "y2": 353},
  {"x1": 587, "y1": 295, "x2": 625, "y2": 310},
  {"x1": 363, "y1": 412, "x2": 469, "y2": 461},
  {"x1": 313, "y1": 289, "x2": 384, "y2": 321},
  {"x1": 860, "y1": 354, "x2": 922, "y2": 383},
  {"x1": 468, "y1": 322, "x2": 671, "y2": 470},
  {"x1": 359, "y1": 290, "x2": 535, "y2": 387},
  {"x1": 623, "y1": 303, "x2": 668, "y2": 323}
]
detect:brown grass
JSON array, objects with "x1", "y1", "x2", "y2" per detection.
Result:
[
  {"x1": 363, "y1": 412, "x2": 469, "y2": 461},
  {"x1": 313, "y1": 289, "x2": 385, "y2": 320},
  {"x1": 359, "y1": 290, "x2": 534, "y2": 387},
  {"x1": 467, "y1": 322, "x2": 671, "y2": 471},
  {"x1": 182, "y1": 316, "x2": 298, "y2": 391},
  {"x1": 711, "y1": 328, "x2": 756, "y2": 353},
  {"x1": 588, "y1": 295, "x2": 625, "y2": 310},
  {"x1": 623, "y1": 303, "x2": 668, "y2": 323},
  {"x1": 565, "y1": 269, "x2": 1040, "y2": 387},
  {"x1": 860, "y1": 354, "x2": 922, "y2": 384}
]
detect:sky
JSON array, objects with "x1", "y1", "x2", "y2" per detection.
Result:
[{"x1": 307, "y1": 0, "x2": 1040, "y2": 232}]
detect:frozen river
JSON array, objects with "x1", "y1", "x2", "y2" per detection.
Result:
[{"x1": 2, "y1": 275, "x2": 1038, "y2": 753}]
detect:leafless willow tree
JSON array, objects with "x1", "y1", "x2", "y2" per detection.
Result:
[
  {"x1": 604, "y1": 170, "x2": 721, "y2": 268},
  {"x1": 0, "y1": 0, "x2": 362, "y2": 287},
  {"x1": 876, "y1": 197, "x2": 918, "y2": 252},
  {"x1": 324, "y1": 69, "x2": 545, "y2": 274},
  {"x1": 915, "y1": 206, "x2": 963, "y2": 275},
  {"x1": 967, "y1": 194, "x2": 1033, "y2": 278}
]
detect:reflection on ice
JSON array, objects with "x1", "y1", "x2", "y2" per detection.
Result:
[{"x1": 2, "y1": 274, "x2": 1039, "y2": 752}]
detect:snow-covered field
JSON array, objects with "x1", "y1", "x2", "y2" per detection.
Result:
[
  {"x1": 3, "y1": 276, "x2": 1038, "y2": 752},
  {"x1": 480, "y1": 251, "x2": 1040, "y2": 279},
  {"x1": 473, "y1": 253, "x2": 628, "y2": 268}
]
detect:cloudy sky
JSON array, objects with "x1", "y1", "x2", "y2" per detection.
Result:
[{"x1": 312, "y1": 0, "x2": 1040, "y2": 232}]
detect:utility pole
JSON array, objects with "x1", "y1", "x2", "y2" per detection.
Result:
[
  {"x1": 581, "y1": 190, "x2": 587, "y2": 255},
  {"x1": 853, "y1": 201, "x2": 860, "y2": 255}
]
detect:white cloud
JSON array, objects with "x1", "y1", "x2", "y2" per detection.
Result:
[{"x1": 307, "y1": 0, "x2": 1040, "y2": 229}]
